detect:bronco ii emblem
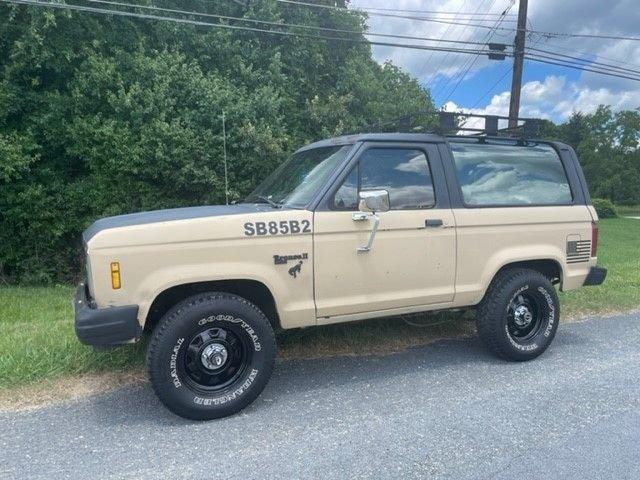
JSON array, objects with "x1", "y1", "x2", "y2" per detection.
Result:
[
  {"x1": 288, "y1": 261, "x2": 303, "y2": 278},
  {"x1": 273, "y1": 253, "x2": 308, "y2": 265},
  {"x1": 273, "y1": 253, "x2": 307, "y2": 279}
]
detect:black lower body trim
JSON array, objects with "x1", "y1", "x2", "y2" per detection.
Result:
[
  {"x1": 74, "y1": 283, "x2": 141, "y2": 346},
  {"x1": 583, "y1": 266, "x2": 607, "y2": 286}
]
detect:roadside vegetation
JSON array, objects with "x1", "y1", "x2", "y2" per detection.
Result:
[
  {"x1": 2, "y1": 3, "x2": 640, "y2": 286},
  {"x1": 1, "y1": 216, "x2": 638, "y2": 393},
  {"x1": 617, "y1": 205, "x2": 640, "y2": 217}
]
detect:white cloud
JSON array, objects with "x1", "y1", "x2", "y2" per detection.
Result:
[
  {"x1": 444, "y1": 75, "x2": 640, "y2": 123},
  {"x1": 350, "y1": 0, "x2": 640, "y2": 119}
]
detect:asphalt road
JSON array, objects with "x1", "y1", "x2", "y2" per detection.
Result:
[{"x1": 1, "y1": 312, "x2": 639, "y2": 480}]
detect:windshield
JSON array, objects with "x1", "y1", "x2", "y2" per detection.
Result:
[{"x1": 246, "y1": 145, "x2": 353, "y2": 208}]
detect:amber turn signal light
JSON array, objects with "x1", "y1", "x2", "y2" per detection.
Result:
[{"x1": 110, "y1": 262, "x2": 121, "y2": 289}]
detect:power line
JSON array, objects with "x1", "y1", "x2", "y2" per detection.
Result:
[
  {"x1": 420, "y1": 0, "x2": 471, "y2": 90},
  {"x1": 356, "y1": 6, "x2": 517, "y2": 22},
  {"x1": 442, "y1": 0, "x2": 514, "y2": 103},
  {"x1": 536, "y1": 31, "x2": 640, "y2": 42},
  {"x1": 343, "y1": 3, "x2": 516, "y2": 17},
  {"x1": 470, "y1": 66, "x2": 512, "y2": 108},
  {"x1": 470, "y1": 32, "x2": 545, "y2": 109},
  {"x1": 83, "y1": 0, "x2": 489, "y2": 47},
  {"x1": 5, "y1": 0, "x2": 638, "y2": 84},
  {"x1": 533, "y1": 38, "x2": 640, "y2": 71},
  {"x1": 527, "y1": 46, "x2": 640, "y2": 76},
  {"x1": 523, "y1": 51, "x2": 640, "y2": 80},
  {"x1": 276, "y1": 0, "x2": 640, "y2": 42},
  {"x1": 524, "y1": 54, "x2": 640, "y2": 82},
  {"x1": 276, "y1": 0, "x2": 523, "y2": 29},
  {"x1": 0, "y1": 0, "x2": 507, "y2": 57},
  {"x1": 428, "y1": 0, "x2": 492, "y2": 96},
  {"x1": 431, "y1": 3, "x2": 489, "y2": 97}
]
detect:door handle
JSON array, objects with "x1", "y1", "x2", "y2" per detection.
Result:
[
  {"x1": 425, "y1": 219, "x2": 443, "y2": 227},
  {"x1": 352, "y1": 212, "x2": 370, "y2": 222}
]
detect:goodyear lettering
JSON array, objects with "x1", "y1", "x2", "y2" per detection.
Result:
[
  {"x1": 193, "y1": 369, "x2": 259, "y2": 406},
  {"x1": 199, "y1": 314, "x2": 262, "y2": 351},
  {"x1": 170, "y1": 337, "x2": 184, "y2": 388}
]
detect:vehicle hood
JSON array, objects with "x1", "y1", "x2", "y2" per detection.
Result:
[{"x1": 83, "y1": 203, "x2": 275, "y2": 243}]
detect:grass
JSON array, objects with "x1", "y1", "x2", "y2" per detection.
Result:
[
  {"x1": 560, "y1": 217, "x2": 640, "y2": 315},
  {"x1": 0, "y1": 286, "x2": 145, "y2": 390},
  {"x1": 1, "y1": 217, "x2": 638, "y2": 392}
]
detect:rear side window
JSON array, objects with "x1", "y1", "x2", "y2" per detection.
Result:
[{"x1": 450, "y1": 143, "x2": 572, "y2": 206}]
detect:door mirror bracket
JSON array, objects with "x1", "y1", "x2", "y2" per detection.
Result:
[{"x1": 354, "y1": 190, "x2": 389, "y2": 253}]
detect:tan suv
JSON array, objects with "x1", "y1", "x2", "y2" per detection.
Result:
[{"x1": 74, "y1": 133, "x2": 606, "y2": 420}]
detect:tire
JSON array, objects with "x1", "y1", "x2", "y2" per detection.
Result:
[
  {"x1": 476, "y1": 268, "x2": 560, "y2": 361},
  {"x1": 147, "y1": 292, "x2": 276, "y2": 420}
]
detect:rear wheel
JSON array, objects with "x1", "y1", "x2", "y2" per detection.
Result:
[
  {"x1": 476, "y1": 268, "x2": 560, "y2": 361},
  {"x1": 147, "y1": 292, "x2": 276, "y2": 420}
]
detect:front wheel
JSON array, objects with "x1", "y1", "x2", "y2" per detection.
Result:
[
  {"x1": 147, "y1": 293, "x2": 276, "y2": 420},
  {"x1": 476, "y1": 268, "x2": 560, "y2": 361}
]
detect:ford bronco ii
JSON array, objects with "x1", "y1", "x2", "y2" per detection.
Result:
[{"x1": 74, "y1": 133, "x2": 607, "y2": 420}]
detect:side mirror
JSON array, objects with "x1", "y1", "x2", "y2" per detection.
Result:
[{"x1": 358, "y1": 190, "x2": 390, "y2": 213}]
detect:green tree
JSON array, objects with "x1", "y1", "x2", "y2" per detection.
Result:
[
  {"x1": 0, "y1": 1, "x2": 434, "y2": 283},
  {"x1": 543, "y1": 106, "x2": 640, "y2": 206}
]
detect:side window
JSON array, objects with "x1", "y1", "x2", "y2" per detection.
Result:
[
  {"x1": 450, "y1": 142, "x2": 573, "y2": 206},
  {"x1": 334, "y1": 165, "x2": 359, "y2": 210},
  {"x1": 360, "y1": 148, "x2": 435, "y2": 210},
  {"x1": 333, "y1": 148, "x2": 435, "y2": 210}
]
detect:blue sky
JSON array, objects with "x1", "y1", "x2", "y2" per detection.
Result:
[
  {"x1": 430, "y1": 59, "x2": 581, "y2": 111},
  {"x1": 350, "y1": 0, "x2": 640, "y2": 124}
]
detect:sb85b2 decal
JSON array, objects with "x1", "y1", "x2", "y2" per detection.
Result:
[{"x1": 244, "y1": 220, "x2": 311, "y2": 236}]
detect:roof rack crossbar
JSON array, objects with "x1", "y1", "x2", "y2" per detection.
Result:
[
  {"x1": 437, "y1": 111, "x2": 540, "y2": 137},
  {"x1": 353, "y1": 111, "x2": 542, "y2": 138}
]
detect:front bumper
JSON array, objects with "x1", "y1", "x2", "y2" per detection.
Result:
[
  {"x1": 74, "y1": 282, "x2": 141, "y2": 347},
  {"x1": 583, "y1": 266, "x2": 607, "y2": 286}
]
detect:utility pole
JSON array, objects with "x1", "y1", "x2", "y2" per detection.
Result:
[{"x1": 508, "y1": 0, "x2": 528, "y2": 129}]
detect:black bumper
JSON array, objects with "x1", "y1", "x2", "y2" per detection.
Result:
[
  {"x1": 74, "y1": 282, "x2": 141, "y2": 347},
  {"x1": 583, "y1": 266, "x2": 607, "y2": 286}
]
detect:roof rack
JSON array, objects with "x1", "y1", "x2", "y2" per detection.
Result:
[
  {"x1": 363, "y1": 111, "x2": 542, "y2": 138},
  {"x1": 437, "y1": 111, "x2": 541, "y2": 138}
]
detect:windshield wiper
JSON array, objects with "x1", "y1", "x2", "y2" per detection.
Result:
[{"x1": 253, "y1": 195, "x2": 282, "y2": 209}]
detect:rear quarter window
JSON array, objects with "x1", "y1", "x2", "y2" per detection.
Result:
[{"x1": 450, "y1": 142, "x2": 572, "y2": 206}]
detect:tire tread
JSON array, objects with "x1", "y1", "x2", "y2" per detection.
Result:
[
  {"x1": 476, "y1": 268, "x2": 557, "y2": 361},
  {"x1": 146, "y1": 292, "x2": 276, "y2": 420}
]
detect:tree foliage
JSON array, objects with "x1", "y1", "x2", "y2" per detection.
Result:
[
  {"x1": 541, "y1": 106, "x2": 640, "y2": 206},
  {"x1": 2, "y1": 3, "x2": 638, "y2": 285},
  {"x1": 0, "y1": 1, "x2": 434, "y2": 283}
]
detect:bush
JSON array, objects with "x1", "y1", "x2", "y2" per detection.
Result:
[
  {"x1": 592, "y1": 198, "x2": 618, "y2": 218},
  {"x1": 0, "y1": 3, "x2": 435, "y2": 284}
]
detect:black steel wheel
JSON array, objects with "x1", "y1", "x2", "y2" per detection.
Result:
[
  {"x1": 147, "y1": 293, "x2": 276, "y2": 420},
  {"x1": 181, "y1": 326, "x2": 251, "y2": 393},
  {"x1": 506, "y1": 291, "x2": 544, "y2": 342},
  {"x1": 476, "y1": 268, "x2": 560, "y2": 361}
]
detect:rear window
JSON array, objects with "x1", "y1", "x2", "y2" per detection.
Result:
[{"x1": 450, "y1": 142, "x2": 572, "y2": 206}]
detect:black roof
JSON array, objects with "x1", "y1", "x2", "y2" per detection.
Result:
[
  {"x1": 296, "y1": 133, "x2": 446, "y2": 152},
  {"x1": 296, "y1": 132, "x2": 562, "y2": 153}
]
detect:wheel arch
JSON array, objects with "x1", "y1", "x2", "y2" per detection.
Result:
[
  {"x1": 491, "y1": 258, "x2": 564, "y2": 289},
  {"x1": 143, "y1": 279, "x2": 281, "y2": 334}
]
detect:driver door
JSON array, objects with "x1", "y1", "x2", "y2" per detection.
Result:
[{"x1": 313, "y1": 143, "x2": 456, "y2": 321}]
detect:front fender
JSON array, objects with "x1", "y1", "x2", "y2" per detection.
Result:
[{"x1": 135, "y1": 261, "x2": 315, "y2": 329}]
